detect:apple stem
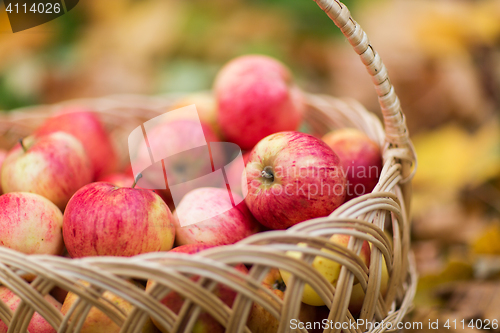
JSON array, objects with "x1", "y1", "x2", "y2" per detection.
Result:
[
  {"x1": 273, "y1": 280, "x2": 287, "y2": 292},
  {"x1": 261, "y1": 168, "x2": 274, "y2": 182},
  {"x1": 19, "y1": 139, "x2": 27, "y2": 153},
  {"x1": 132, "y1": 173, "x2": 143, "y2": 189}
]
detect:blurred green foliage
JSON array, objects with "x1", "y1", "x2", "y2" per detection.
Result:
[
  {"x1": 51, "y1": 4, "x2": 85, "y2": 48},
  {"x1": 0, "y1": 75, "x2": 36, "y2": 110},
  {"x1": 0, "y1": 0, "x2": 361, "y2": 110},
  {"x1": 158, "y1": 59, "x2": 219, "y2": 93},
  {"x1": 250, "y1": 0, "x2": 358, "y2": 37},
  {"x1": 181, "y1": 0, "x2": 354, "y2": 38},
  {"x1": 0, "y1": 4, "x2": 85, "y2": 111}
]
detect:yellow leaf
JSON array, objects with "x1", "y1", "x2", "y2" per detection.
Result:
[
  {"x1": 413, "y1": 121, "x2": 500, "y2": 202},
  {"x1": 471, "y1": 223, "x2": 500, "y2": 255},
  {"x1": 415, "y1": 260, "x2": 473, "y2": 307},
  {"x1": 413, "y1": 0, "x2": 500, "y2": 58},
  {"x1": 411, "y1": 121, "x2": 500, "y2": 217}
]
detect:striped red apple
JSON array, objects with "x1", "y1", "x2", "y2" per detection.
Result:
[
  {"x1": 322, "y1": 128, "x2": 382, "y2": 201},
  {"x1": 244, "y1": 131, "x2": 347, "y2": 230},
  {"x1": 215, "y1": 55, "x2": 304, "y2": 150},
  {"x1": 0, "y1": 192, "x2": 64, "y2": 255},
  {"x1": 173, "y1": 187, "x2": 260, "y2": 246},
  {"x1": 36, "y1": 108, "x2": 118, "y2": 179},
  {"x1": 63, "y1": 182, "x2": 175, "y2": 258},
  {"x1": 0, "y1": 132, "x2": 92, "y2": 210},
  {"x1": 0, "y1": 286, "x2": 61, "y2": 333}
]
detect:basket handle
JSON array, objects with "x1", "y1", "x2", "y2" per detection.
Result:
[{"x1": 313, "y1": 0, "x2": 416, "y2": 174}]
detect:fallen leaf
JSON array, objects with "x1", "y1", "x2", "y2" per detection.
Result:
[
  {"x1": 471, "y1": 223, "x2": 500, "y2": 255},
  {"x1": 412, "y1": 120, "x2": 500, "y2": 217}
]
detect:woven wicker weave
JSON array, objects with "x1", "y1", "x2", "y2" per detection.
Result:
[{"x1": 0, "y1": 1, "x2": 417, "y2": 332}]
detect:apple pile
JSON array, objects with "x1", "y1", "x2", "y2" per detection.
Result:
[{"x1": 0, "y1": 54, "x2": 386, "y2": 332}]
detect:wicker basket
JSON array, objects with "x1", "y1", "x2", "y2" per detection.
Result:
[{"x1": 0, "y1": 1, "x2": 417, "y2": 332}]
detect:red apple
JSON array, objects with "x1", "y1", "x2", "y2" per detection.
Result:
[
  {"x1": 123, "y1": 163, "x2": 134, "y2": 177},
  {"x1": 97, "y1": 173, "x2": 135, "y2": 188},
  {"x1": 224, "y1": 151, "x2": 251, "y2": 196},
  {"x1": 247, "y1": 268, "x2": 316, "y2": 333},
  {"x1": 135, "y1": 119, "x2": 218, "y2": 184},
  {"x1": 214, "y1": 55, "x2": 304, "y2": 150},
  {"x1": 35, "y1": 108, "x2": 118, "y2": 179},
  {"x1": 244, "y1": 131, "x2": 347, "y2": 230},
  {"x1": 100, "y1": 172, "x2": 177, "y2": 211},
  {"x1": 173, "y1": 187, "x2": 260, "y2": 246},
  {"x1": 131, "y1": 119, "x2": 219, "y2": 208},
  {"x1": 322, "y1": 128, "x2": 382, "y2": 201},
  {"x1": 63, "y1": 182, "x2": 175, "y2": 258},
  {"x1": 146, "y1": 243, "x2": 248, "y2": 333},
  {"x1": 1, "y1": 132, "x2": 92, "y2": 210},
  {"x1": 98, "y1": 173, "x2": 174, "y2": 207},
  {"x1": 0, "y1": 286, "x2": 61, "y2": 333},
  {"x1": 0, "y1": 192, "x2": 64, "y2": 255},
  {"x1": 169, "y1": 243, "x2": 214, "y2": 254},
  {"x1": 0, "y1": 150, "x2": 6, "y2": 195}
]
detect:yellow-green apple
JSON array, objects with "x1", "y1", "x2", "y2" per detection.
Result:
[
  {"x1": 63, "y1": 182, "x2": 175, "y2": 258},
  {"x1": 348, "y1": 256, "x2": 388, "y2": 315},
  {"x1": 322, "y1": 128, "x2": 382, "y2": 201},
  {"x1": 0, "y1": 150, "x2": 6, "y2": 195},
  {"x1": 214, "y1": 55, "x2": 304, "y2": 150},
  {"x1": 146, "y1": 243, "x2": 248, "y2": 333},
  {"x1": 1, "y1": 132, "x2": 92, "y2": 210},
  {"x1": 142, "y1": 317, "x2": 162, "y2": 333},
  {"x1": 35, "y1": 108, "x2": 118, "y2": 179},
  {"x1": 247, "y1": 268, "x2": 316, "y2": 333},
  {"x1": 61, "y1": 281, "x2": 134, "y2": 333},
  {"x1": 170, "y1": 92, "x2": 221, "y2": 137},
  {"x1": 244, "y1": 132, "x2": 347, "y2": 230},
  {"x1": 280, "y1": 234, "x2": 371, "y2": 306},
  {"x1": 0, "y1": 192, "x2": 64, "y2": 255},
  {"x1": 0, "y1": 286, "x2": 61, "y2": 333},
  {"x1": 173, "y1": 187, "x2": 260, "y2": 246},
  {"x1": 349, "y1": 241, "x2": 390, "y2": 315}
]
